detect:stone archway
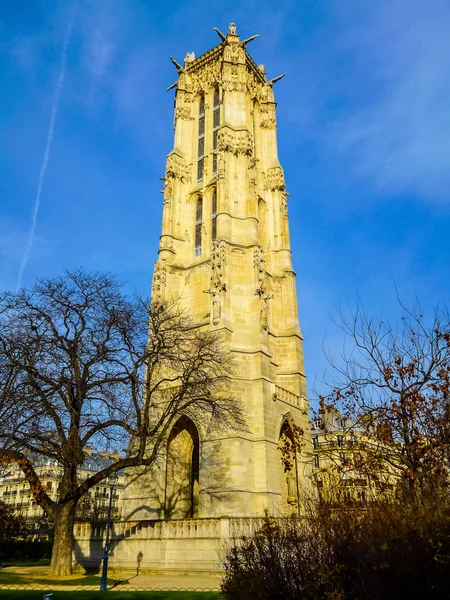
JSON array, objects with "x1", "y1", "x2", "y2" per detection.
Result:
[{"x1": 165, "y1": 416, "x2": 200, "y2": 519}]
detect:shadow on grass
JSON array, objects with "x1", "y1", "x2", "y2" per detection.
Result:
[
  {"x1": 0, "y1": 571, "x2": 114, "y2": 586},
  {"x1": 0, "y1": 559, "x2": 50, "y2": 568}
]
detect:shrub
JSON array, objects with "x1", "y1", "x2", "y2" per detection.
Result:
[
  {"x1": 0, "y1": 539, "x2": 52, "y2": 562},
  {"x1": 221, "y1": 502, "x2": 450, "y2": 600}
]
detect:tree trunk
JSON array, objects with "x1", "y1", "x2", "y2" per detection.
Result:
[{"x1": 49, "y1": 501, "x2": 77, "y2": 576}]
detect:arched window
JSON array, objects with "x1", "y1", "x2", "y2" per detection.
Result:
[
  {"x1": 212, "y1": 87, "x2": 220, "y2": 175},
  {"x1": 165, "y1": 416, "x2": 200, "y2": 519},
  {"x1": 211, "y1": 189, "x2": 217, "y2": 242},
  {"x1": 195, "y1": 197, "x2": 202, "y2": 256},
  {"x1": 197, "y1": 95, "x2": 205, "y2": 182}
]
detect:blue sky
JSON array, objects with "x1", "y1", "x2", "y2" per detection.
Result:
[{"x1": 1, "y1": 0, "x2": 449, "y2": 396}]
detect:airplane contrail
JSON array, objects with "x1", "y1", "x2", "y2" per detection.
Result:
[{"x1": 16, "y1": 3, "x2": 76, "y2": 291}]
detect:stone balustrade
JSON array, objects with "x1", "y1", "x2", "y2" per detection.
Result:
[
  {"x1": 273, "y1": 385, "x2": 308, "y2": 411},
  {"x1": 73, "y1": 516, "x2": 299, "y2": 573}
]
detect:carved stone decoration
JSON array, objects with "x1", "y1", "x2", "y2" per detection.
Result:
[
  {"x1": 260, "y1": 117, "x2": 277, "y2": 130},
  {"x1": 175, "y1": 106, "x2": 194, "y2": 120},
  {"x1": 218, "y1": 127, "x2": 253, "y2": 156},
  {"x1": 264, "y1": 166, "x2": 285, "y2": 191},
  {"x1": 188, "y1": 59, "x2": 222, "y2": 94},
  {"x1": 218, "y1": 156, "x2": 225, "y2": 180},
  {"x1": 280, "y1": 192, "x2": 289, "y2": 217},
  {"x1": 205, "y1": 240, "x2": 227, "y2": 325},
  {"x1": 184, "y1": 52, "x2": 195, "y2": 66},
  {"x1": 166, "y1": 152, "x2": 190, "y2": 182},
  {"x1": 163, "y1": 178, "x2": 173, "y2": 204},
  {"x1": 260, "y1": 295, "x2": 270, "y2": 330},
  {"x1": 177, "y1": 72, "x2": 194, "y2": 93},
  {"x1": 208, "y1": 240, "x2": 227, "y2": 295},
  {"x1": 246, "y1": 73, "x2": 259, "y2": 99},
  {"x1": 212, "y1": 298, "x2": 221, "y2": 325},
  {"x1": 222, "y1": 79, "x2": 247, "y2": 93},
  {"x1": 224, "y1": 43, "x2": 245, "y2": 65},
  {"x1": 152, "y1": 260, "x2": 167, "y2": 303},
  {"x1": 253, "y1": 245, "x2": 274, "y2": 330},
  {"x1": 253, "y1": 246, "x2": 266, "y2": 296},
  {"x1": 159, "y1": 237, "x2": 174, "y2": 251},
  {"x1": 256, "y1": 84, "x2": 275, "y2": 104},
  {"x1": 260, "y1": 104, "x2": 277, "y2": 129}
]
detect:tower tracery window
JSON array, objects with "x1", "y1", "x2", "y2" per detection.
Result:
[
  {"x1": 197, "y1": 94, "x2": 205, "y2": 182},
  {"x1": 212, "y1": 87, "x2": 220, "y2": 176},
  {"x1": 211, "y1": 189, "x2": 217, "y2": 243},
  {"x1": 195, "y1": 197, "x2": 202, "y2": 256}
]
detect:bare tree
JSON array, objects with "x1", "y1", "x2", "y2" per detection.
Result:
[
  {"x1": 0, "y1": 270, "x2": 244, "y2": 575},
  {"x1": 0, "y1": 499, "x2": 30, "y2": 541},
  {"x1": 321, "y1": 303, "x2": 450, "y2": 507}
]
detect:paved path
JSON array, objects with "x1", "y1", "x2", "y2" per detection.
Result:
[
  {"x1": 1, "y1": 566, "x2": 222, "y2": 591},
  {"x1": 114, "y1": 574, "x2": 221, "y2": 590}
]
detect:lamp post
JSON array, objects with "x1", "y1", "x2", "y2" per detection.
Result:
[{"x1": 99, "y1": 471, "x2": 119, "y2": 592}]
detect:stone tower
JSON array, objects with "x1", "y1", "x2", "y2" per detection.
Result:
[
  {"x1": 74, "y1": 23, "x2": 313, "y2": 575},
  {"x1": 124, "y1": 23, "x2": 310, "y2": 523}
]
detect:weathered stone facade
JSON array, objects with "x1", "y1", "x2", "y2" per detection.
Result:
[{"x1": 75, "y1": 23, "x2": 311, "y2": 574}]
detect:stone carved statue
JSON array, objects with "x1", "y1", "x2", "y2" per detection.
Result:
[
  {"x1": 287, "y1": 469, "x2": 298, "y2": 506},
  {"x1": 205, "y1": 241, "x2": 227, "y2": 326},
  {"x1": 261, "y1": 296, "x2": 269, "y2": 330},
  {"x1": 212, "y1": 299, "x2": 221, "y2": 325}
]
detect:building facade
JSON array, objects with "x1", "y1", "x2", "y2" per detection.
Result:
[
  {"x1": 0, "y1": 450, "x2": 124, "y2": 538},
  {"x1": 311, "y1": 409, "x2": 397, "y2": 505}
]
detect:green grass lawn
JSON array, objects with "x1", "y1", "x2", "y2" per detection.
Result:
[{"x1": 0, "y1": 592, "x2": 221, "y2": 599}]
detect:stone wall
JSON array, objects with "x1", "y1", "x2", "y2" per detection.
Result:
[{"x1": 74, "y1": 517, "x2": 265, "y2": 573}]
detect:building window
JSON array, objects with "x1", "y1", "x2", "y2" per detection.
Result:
[
  {"x1": 339, "y1": 452, "x2": 346, "y2": 465},
  {"x1": 212, "y1": 87, "x2": 220, "y2": 175},
  {"x1": 195, "y1": 198, "x2": 202, "y2": 256},
  {"x1": 313, "y1": 436, "x2": 319, "y2": 450},
  {"x1": 337, "y1": 435, "x2": 344, "y2": 447},
  {"x1": 314, "y1": 455, "x2": 320, "y2": 469},
  {"x1": 212, "y1": 189, "x2": 217, "y2": 242},
  {"x1": 197, "y1": 95, "x2": 205, "y2": 182}
]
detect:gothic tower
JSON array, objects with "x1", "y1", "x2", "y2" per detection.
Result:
[{"x1": 124, "y1": 23, "x2": 310, "y2": 522}]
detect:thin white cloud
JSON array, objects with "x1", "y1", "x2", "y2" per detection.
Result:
[
  {"x1": 16, "y1": 2, "x2": 77, "y2": 291},
  {"x1": 326, "y1": 0, "x2": 450, "y2": 201},
  {"x1": 86, "y1": 29, "x2": 113, "y2": 77}
]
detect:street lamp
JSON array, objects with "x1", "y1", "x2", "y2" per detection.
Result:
[{"x1": 99, "y1": 471, "x2": 119, "y2": 592}]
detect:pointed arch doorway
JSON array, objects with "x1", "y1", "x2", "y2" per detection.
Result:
[{"x1": 165, "y1": 416, "x2": 200, "y2": 519}]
